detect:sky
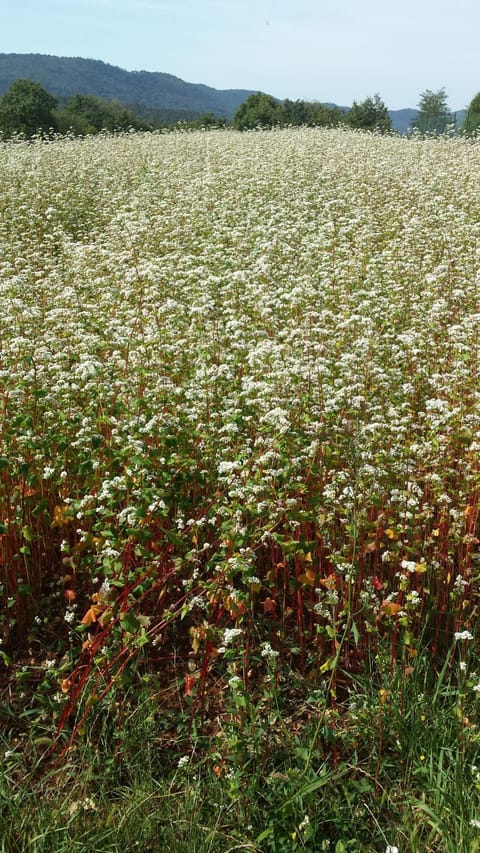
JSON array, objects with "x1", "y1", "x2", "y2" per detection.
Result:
[{"x1": 2, "y1": 0, "x2": 478, "y2": 111}]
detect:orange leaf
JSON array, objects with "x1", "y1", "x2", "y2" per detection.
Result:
[
  {"x1": 380, "y1": 600, "x2": 401, "y2": 616},
  {"x1": 184, "y1": 674, "x2": 197, "y2": 696},
  {"x1": 263, "y1": 597, "x2": 276, "y2": 615},
  {"x1": 298, "y1": 569, "x2": 315, "y2": 587},
  {"x1": 224, "y1": 595, "x2": 246, "y2": 618},
  {"x1": 319, "y1": 574, "x2": 336, "y2": 590},
  {"x1": 81, "y1": 604, "x2": 104, "y2": 626}
]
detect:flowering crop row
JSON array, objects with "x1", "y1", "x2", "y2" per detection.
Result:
[{"x1": 0, "y1": 127, "x2": 479, "y2": 727}]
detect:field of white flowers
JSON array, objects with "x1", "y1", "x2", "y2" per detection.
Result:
[{"x1": 1, "y1": 126, "x2": 479, "y2": 722}]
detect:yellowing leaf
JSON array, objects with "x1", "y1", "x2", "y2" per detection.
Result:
[
  {"x1": 319, "y1": 656, "x2": 336, "y2": 673},
  {"x1": 379, "y1": 689, "x2": 391, "y2": 704},
  {"x1": 415, "y1": 562, "x2": 427, "y2": 574},
  {"x1": 298, "y1": 569, "x2": 315, "y2": 587},
  {"x1": 98, "y1": 608, "x2": 113, "y2": 627},
  {"x1": 189, "y1": 625, "x2": 206, "y2": 654},
  {"x1": 385, "y1": 528, "x2": 398, "y2": 540},
  {"x1": 51, "y1": 505, "x2": 73, "y2": 528}
]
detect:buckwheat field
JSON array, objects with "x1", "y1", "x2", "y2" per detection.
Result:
[{"x1": 1, "y1": 127, "x2": 480, "y2": 850}]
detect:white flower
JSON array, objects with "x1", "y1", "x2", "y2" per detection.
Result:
[
  {"x1": 454, "y1": 631, "x2": 473, "y2": 641},
  {"x1": 260, "y1": 642, "x2": 279, "y2": 659},
  {"x1": 177, "y1": 755, "x2": 190, "y2": 768},
  {"x1": 223, "y1": 628, "x2": 243, "y2": 645}
]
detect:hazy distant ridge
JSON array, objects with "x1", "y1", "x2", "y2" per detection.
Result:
[{"x1": 0, "y1": 53, "x2": 255, "y2": 117}]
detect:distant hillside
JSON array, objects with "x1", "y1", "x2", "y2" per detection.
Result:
[
  {"x1": 0, "y1": 53, "x2": 255, "y2": 118},
  {"x1": 388, "y1": 108, "x2": 418, "y2": 134},
  {"x1": 389, "y1": 107, "x2": 466, "y2": 134}
]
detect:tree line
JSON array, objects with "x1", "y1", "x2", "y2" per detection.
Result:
[
  {"x1": 1, "y1": 78, "x2": 480, "y2": 139},
  {"x1": 0, "y1": 78, "x2": 226, "y2": 139}
]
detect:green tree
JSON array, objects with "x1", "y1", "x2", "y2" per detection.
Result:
[
  {"x1": 58, "y1": 93, "x2": 148, "y2": 135},
  {"x1": 233, "y1": 93, "x2": 283, "y2": 130},
  {"x1": 411, "y1": 88, "x2": 453, "y2": 133},
  {"x1": 463, "y1": 92, "x2": 480, "y2": 134},
  {"x1": 307, "y1": 102, "x2": 345, "y2": 127},
  {"x1": 0, "y1": 78, "x2": 58, "y2": 138},
  {"x1": 347, "y1": 94, "x2": 391, "y2": 132},
  {"x1": 282, "y1": 99, "x2": 310, "y2": 126}
]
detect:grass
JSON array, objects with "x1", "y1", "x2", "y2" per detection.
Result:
[{"x1": 2, "y1": 650, "x2": 480, "y2": 851}]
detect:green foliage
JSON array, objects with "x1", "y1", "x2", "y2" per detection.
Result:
[
  {"x1": 233, "y1": 92, "x2": 284, "y2": 130},
  {"x1": 0, "y1": 78, "x2": 58, "y2": 138},
  {"x1": 57, "y1": 93, "x2": 150, "y2": 135},
  {"x1": 283, "y1": 99, "x2": 345, "y2": 128},
  {"x1": 234, "y1": 94, "x2": 345, "y2": 130},
  {"x1": 347, "y1": 93, "x2": 392, "y2": 132},
  {"x1": 463, "y1": 91, "x2": 480, "y2": 134},
  {"x1": 411, "y1": 87, "x2": 453, "y2": 134}
]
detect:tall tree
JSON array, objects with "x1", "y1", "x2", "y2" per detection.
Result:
[
  {"x1": 0, "y1": 78, "x2": 57, "y2": 138},
  {"x1": 412, "y1": 88, "x2": 453, "y2": 133},
  {"x1": 233, "y1": 93, "x2": 283, "y2": 130},
  {"x1": 463, "y1": 92, "x2": 480, "y2": 134},
  {"x1": 347, "y1": 94, "x2": 392, "y2": 132}
]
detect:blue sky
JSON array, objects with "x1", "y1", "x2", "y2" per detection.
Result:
[{"x1": 2, "y1": 0, "x2": 478, "y2": 110}]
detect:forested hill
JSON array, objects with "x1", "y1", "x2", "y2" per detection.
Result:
[{"x1": 0, "y1": 53, "x2": 255, "y2": 118}]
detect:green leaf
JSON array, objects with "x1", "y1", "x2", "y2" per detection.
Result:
[
  {"x1": 22, "y1": 526, "x2": 34, "y2": 542},
  {"x1": 120, "y1": 612, "x2": 140, "y2": 633}
]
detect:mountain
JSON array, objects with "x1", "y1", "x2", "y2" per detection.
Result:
[
  {"x1": 0, "y1": 53, "x2": 255, "y2": 118},
  {"x1": 388, "y1": 108, "x2": 418, "y2": 134},
  {"x1": 388, "y1": 107, "x2": 467, "y2": 134}
]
